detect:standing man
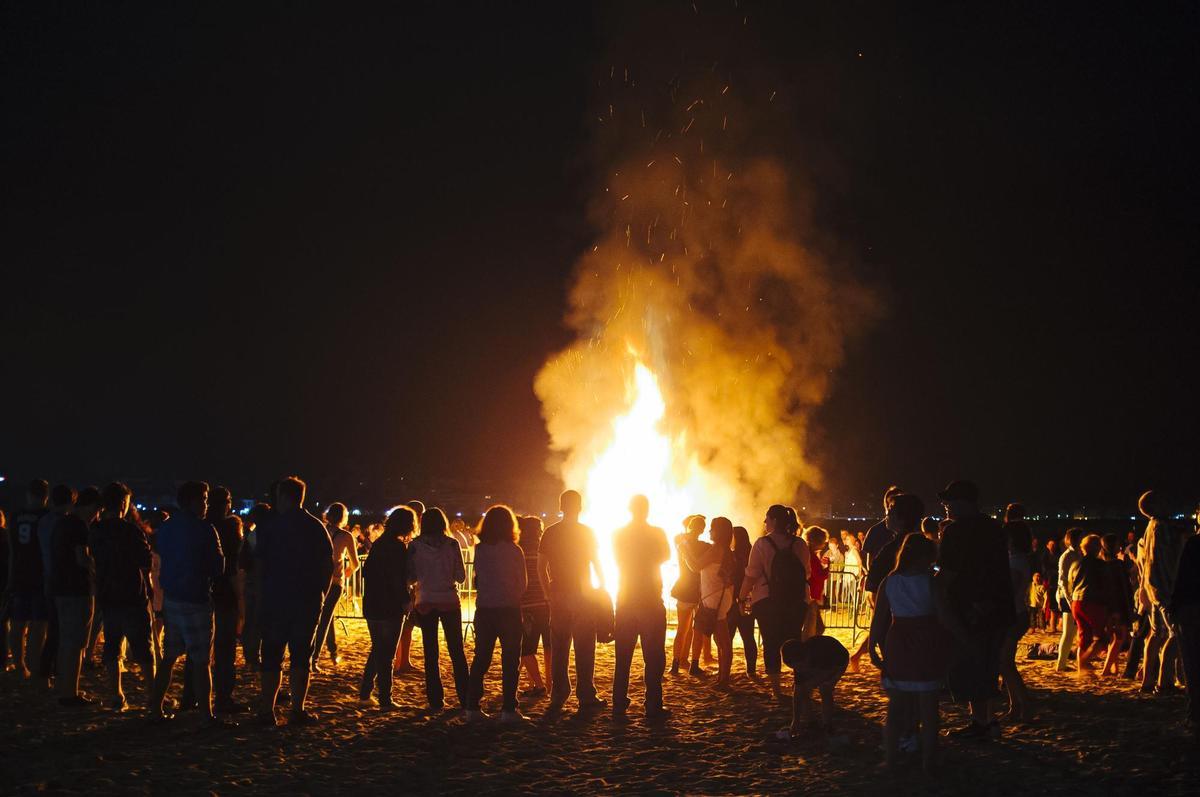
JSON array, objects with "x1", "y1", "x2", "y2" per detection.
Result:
[
  {"x1": 313, "y1": 502, "x2": 359, "y2": 673},
  {"x1": 611, "y1": 495, "x2": 671, "y2": 721},
  {"x1": 148, "y1": 481, "x2": 225, "y2": 722},
  {"x1": 89, "y1": 482, "x2": 155, "y2": 711},
  {"x1": 36, "y1": 484, "x2": 76, "y2": 686},
  {"x1": 256, "y1": 476, "x2": 333, "y2": 726},
  {"x1": 1171, "y1": 505, "x2": 1200, "y2": 734},
  {"x1": 6, "y1": 479, "x2": 49, "y2": 681},
  {"x1": 538, "y1": 489, "x2": 606, "y2": 713},
  {"x1": 936, "y1": 480, "x2": 1013, "y2": 740},
  {"x1": 205, "y1": 486, "x2": 246, "y2": 712},
  {"x1": 49, "y1": 486, "x2": 101, "y2": 706},
  {"x1": 1139, "y1": 490, "x2": 1187, "y2": 694}
]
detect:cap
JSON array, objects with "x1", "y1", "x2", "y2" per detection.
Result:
[{"x1": 937, "y1": 480, "x2": 979, "y2": 503}]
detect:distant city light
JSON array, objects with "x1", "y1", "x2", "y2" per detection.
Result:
[{"x1": 351, "y1": 508, "x2": 362, "y2": 516}]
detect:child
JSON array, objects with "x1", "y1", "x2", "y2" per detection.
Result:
[
  {"x1": 779, "y1": 634, "x2": 849, "y2": 737},
  {"x1": 1030, "y1": 573, "x2": 1048, "y2": 631},
  {"x1": 869, "y1": 533, "x2": 955, "y2": 773}
]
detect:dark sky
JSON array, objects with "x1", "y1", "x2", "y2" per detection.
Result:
[{"x1": 3, "y1": 2, "x2": 1197, "y2": 509}]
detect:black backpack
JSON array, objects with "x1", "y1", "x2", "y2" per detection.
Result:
[{"x1": 766, "y1": 535, "x2": 807, "y2": 608}]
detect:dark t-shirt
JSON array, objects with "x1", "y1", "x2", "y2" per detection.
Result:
[
  {"x1": 89, "y1": 517, "x2": 152, "y2": 606},
  {"x1": 7, "y1": 507, "x2": 46, "y2": 592},
  {"x1": 861, "y1": 521, "x2": 894, "y2": 566},
  {"x1": 538, "y1": 519, "x2": 598, "y2": 599},
  {"x1": 49, "y1": 514, "x2": 93, "y2": 597},
  {"x1": 865, "y1": 535, "x2": 903, "y2": 594},
  {"x1": 207, "y1": 513, "x2": 243, "y2": 603},
  {"x1": 257, "y1": 508, "x2": 334, "y2": 619},
  {"x1": 936, "y1": 513, "x2": 1012, "y2": 631},
  {"x1": 789, "y1": 634, "x2": 850, "y2": 674},
  {"x1": 613, "y1": 521, "x2": 670, "y2": 607}
]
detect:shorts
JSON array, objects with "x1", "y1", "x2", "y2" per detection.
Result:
[
  {"x1": 102, "y1": 603, "x2": 154, "y2": 666},
  {"x1": 163, "y1": 599, "x2": 214, "y2": 661},
  {"x1": 521, "y1": 604, "x2": 550, "y2": 657},
  {"x1": 9, "y1": 590, "x2": 48, "y2": 622},
  {"x1": 260, "y1": 609, "x2": 322, "y2": 673},
  {"x1": 947, "y1": 626, "x2": 1003, "y2": 704}
]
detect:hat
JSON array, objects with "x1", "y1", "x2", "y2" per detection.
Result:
[{"x1": 937, "y1": 480, "x2": 978, "y2": 503}]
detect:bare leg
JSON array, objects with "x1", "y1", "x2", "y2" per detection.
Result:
[
  {"x1": 521, "y1": 654, "x2": 545, "y2": 689},
  {"x1": 715, "y1": 622, "x2": 733, "y2": 686},
  {"x1": 259, "y1": 669, "x2": 281, "y2": 721},
  {"x1": 884, "y1": 691, "x2": 904, "y2": 769},
  {"x1": 673, "y1": 605, "x2": 695, "y2": 669},
  {"x1": 918, "y1": 691, "x2": 939, "y2": 773}
]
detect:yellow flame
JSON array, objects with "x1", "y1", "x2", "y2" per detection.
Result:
[{"x1": 577, "y1": 352, "x2": 743, "y2": 600}]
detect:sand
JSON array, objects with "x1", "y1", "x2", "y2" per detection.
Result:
[{"x1": 1, "y1": 625, "x2": 1197, "y2": 795}]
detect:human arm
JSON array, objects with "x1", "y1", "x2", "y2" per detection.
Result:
[
  {"x1": 867, "y1": 579, "x2": 891, "y2": 669},
  {"x1": 739, "y1": 541, "x2": 764, "y2": 603},
  {"x1": 587, "y1": 527, "x2": 604, "y2": 591}
]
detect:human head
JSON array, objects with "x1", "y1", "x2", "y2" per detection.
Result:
[
  {"x1": 1064, "y1": 527, "x2": 1085, "y2": 551},
  {"x1": 892, "y1": 532, "x2": 937, "y2": 574},
  {"x1": 937, "y1": 480, "x2": 979, "y2": 520},
  {"x1": 75, "y1": 486, "x2": 102, "y2": 524},
  {"x1": 559, "y1": 490, "x2": 582, "y2": 519},
  {"x1": 177, "y1": 481, "x2": 209, "y2": 517},
  {"x1": 247, "y1": 502, "x2": 272, "y2": 528},
  {"x1": 886, "y1": 493, "x2": 925, "y2": 535},
  {"x1": 1005, "y1": 521, "x2": 1033, "y2": 555},
  {"x1": 882, "y1": 484, "x2": 903, "y2": 513},
  {"x1": 1080, "y1": 534, "x2": 1102, "y2": 558},
  {"x1": 421, "y1": 507, "x2": 449, "y2": 537},
  {"x1": 710, "y1": 516, "x2": 734, "y2": 549},
  {"x1": 27, "y1": 479, "x2": 49, "y2": 509},
  {"x1": 209, "y1": 485, "x2": 232, "y2": 517},
  {"x1": 629, "y1": 494, "x2": 650, "y2": 523},
  {"x1": 1004, "y1": 502, "x2": 1026, "y2": 523},
  {"x1": 517, "y1": 515, "x2": 544, "y2": 550},
  {"x1": 324, "y1": 502, "x2": 349, "y2": 529},
  {"x1": 101, "y1": 481, "x2": 132, "y2": 519},
  {"x1": 803, "y1": 525, "x2": 829, "y2": 551},
  {"x1": 407, "y1": 499, "x2": 426, "y2": 517},
  {"x1": 276, "y1": 476, "x2": 306, "y2": 512},
  {"x1": 686, "y1": 514, "x2": 706, "y2": 536},
  {"x1": 765, "y1": 504, "x2": 799, "y2": 536},
  {"x1": 920, "y1": 516, "x2": 940, "y2": 542},
  {"x1": 1138, "y1": 490, "x2": 1166, "y2": 520},
  {"x1": 1101, "y1": 533, "x2": 1122, "y2": 560},
  {"x1": 384, "y1": 505, "x2": 418, "y2": 541},
  {"x1": 732, "y1": 525, "x2": 751, "y2": 555},
  {"x1": 477, "y1": 505, "x2": 518, "y2": 545},
  {"x1": 51, "y1": 483, "x2": 77, "y2": 510}
]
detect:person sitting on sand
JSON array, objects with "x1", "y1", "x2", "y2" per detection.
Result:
[
  {"x1": 256, "y1": 476, "x2": 334, "y2": 726},
  {"x1": 466, "y1": 505, "x2": 529, "y2": 723},
  {"x1": 779, "y1": 634, "x2": 849, "y2": 738}
]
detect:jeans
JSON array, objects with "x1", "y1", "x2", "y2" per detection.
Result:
[
  {"x1": 613, "y1": 600, "x2": 667, "y2": 713},
  {"x1": 313, "y1": 582, "x2": 343, "y2": 665},
  {"x1": 101, "y1": 603, "x2": 154, "y2": 669},
  {"x1": 55, "y1": 595, "x2": 94, "y2": 697},
  {"x1": 415, "y1": 606, "x2": 469, "y2": 708},
  {"x1": 468, "y1": 606, "x2": 523, "y2": 712},
  {"x1": 550, "y1": 595, "x2": 598, "y2": 704},
  {"x1": 182, "y1": 598, "x2": 238, "y2": 706},
  {"x1": 754, "y1": 598, "x2": 804, "y2": 676},
  {"x1": 1175, "y1": 604, "x2": 1200, "y2": 723},
  {"x1": 728, "y1": 609, "x2": 758, "y2": 675},
  {"x1": 360, "y1": 617, "x2": 404, "y2": 704},
  {"x1": 242, "y1": 582, "x2": 260, "y2": 671}
]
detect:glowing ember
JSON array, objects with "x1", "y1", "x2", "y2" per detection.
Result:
[{"x1": 575, "y1": 350, "x2": 743, "y2": 601}]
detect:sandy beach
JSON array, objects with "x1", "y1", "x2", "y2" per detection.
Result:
[{"x1": 2, "y1": 624, "x2": 1197, "y2": 795}]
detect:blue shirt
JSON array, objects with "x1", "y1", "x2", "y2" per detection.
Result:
[
  {"x1": 257, "y1": 508, "x2": 334, "y2": 618},
  {"x1": 155, "y1": 510, "x2": 224, "y2": 604}
]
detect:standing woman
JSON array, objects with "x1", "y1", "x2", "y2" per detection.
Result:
[
  {"x1": 466, "y1": 505, "x2": 529, "y2": 722},
  {"x1": 359, "y1": 506, "x2": 413, "y2": 711},
  {"x1": 728, "y1": 526, "x2": 759, "y2": 681},
  {"x1": 517, "y1": 515, "x2": 552, "y2": 698},
  {"x1": 739, "y1": 505, "x2": 811, "y2": 696},
  {"x1": 669, "y1": 515, "x2": 705, "y2": 675},
  {"x1": 313, "y1": 502, "x2": 360, "y2": 673},
  {"x1": 686, "y1": 517, "x2": 737, "y2": 688},
  {"x1": 407, "y1": 507, "x2": 470, "y2": 711},
  {"x1": 1099, "y1": 533, "x2": 1134, "y2": 677}
]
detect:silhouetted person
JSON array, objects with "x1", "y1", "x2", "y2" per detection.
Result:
[
  {"x1": 238, "y1": 502, "x2": 272, "y2": 672},
  {"x1": 739, "y1": 504, "x2": 810, "y2": 696},
  {"x1": 256, "y1": 476, "x2": 333, "y2": 726},
  {"x1": 1138, "y1": 490, "x2": 1186, "y2": 694},
  {"x1": 1000, "y1": 521, "x2": 1035, "y2": 719},
  {"x1": 611, "y1": 494, "x2": 670, "y2": 720},
  {"x1": 467, "y1": 505, "x2": 529, "y2": 722},
  {"x1": 6, "y1": 479, "x2": 49, "y2": 681},
  {"x1": 313, "y1": 501, "x2": 359, "y2": 673},
  {"x1": 861, "y1": 485, "x2": 904, "y2": 565},
  {"x1": 191, "y1": 485, "x2": 246, "y2": 713},
  {"x1": 149, "y1": 481, "x2": 224, "y2": 722},
  {"x1": 729, "y1": 525, "x2": 759, "y2": 680},
  {"x1": 89, "y1": 482, "x2": 155, "y2": 711},
  {"x1": 393, "y1": 498, "x2": 426, "y2": 674},
  {"x1": 936, "y1": 480, "x2": 1013, "y2": 739},
  {"x1": 517, "y1": 515, "x2": 551, "y2": 697},
  {"x1": 408, "y1": 506, "x2": 469, "y2": 711},
  {"x1": 1171, "y1": 507, "x2": 1200, "y2": 734},
  {"x1": 359, "y1": 505, "x2": 413, "y2": 711},
  {"x1": 49, "y1": 486, "x2": 101, "y2": 706},
  {"x1": 669, "y1": 514, "x2": 704, "y2": 675},
  {"x1": 1055, "y1": 527, "x2": 1085, "y2": 672},
  {"x1": 36, "y1": 484, "x2": 76, "y2": 684},
  {"x1": 538, "y1": 489, "x2": 607, "y2": 712}
]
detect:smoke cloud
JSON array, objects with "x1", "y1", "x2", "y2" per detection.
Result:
[{"x1": 536, "y1": 4, "x2": 875, "y2": 522}]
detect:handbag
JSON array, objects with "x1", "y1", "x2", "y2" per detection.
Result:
[{"x1": 694, "y1": 585, "x2": 729, "y2": 636}]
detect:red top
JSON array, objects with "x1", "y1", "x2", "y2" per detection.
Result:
[{"x1": 809, "y1": 551, "x2": 830, "y2": 601}]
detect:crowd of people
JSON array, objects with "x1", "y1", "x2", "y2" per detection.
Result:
[{"x1": 2, "y1": 475, "x2": 1197, "y2": 770}]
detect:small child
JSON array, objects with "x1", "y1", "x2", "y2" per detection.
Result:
[
  {"x1": 1030, "y1": 573, "x2": 1048, "y2": 631},
  {"x1": 779, "y1": 634, "x2": 849, "y2": 737}
]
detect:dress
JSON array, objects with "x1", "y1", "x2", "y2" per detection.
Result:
[{"x1": 881, "y1": 572, "x2": 950, "y2": 692}]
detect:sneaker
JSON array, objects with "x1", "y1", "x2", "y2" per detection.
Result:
[
  {"x1": 500, "y1": 710, "x2": 530, "y2": 724},
  {"x1": 646, "y1": 706, "x2": 673, "y2": 722},
  {"x1": 579, "y1": 696, "x2": 608, "y2": 710},
  {"x1": 689, "y1": 663, "x2": 706, "y2": 677},
  {"x1": 669, "y1": 660, "x2": 681, "y2": 676},
  {"x1": 464, "y1": 709, "x2": 491, "y2": 722},
  {"x1": 947, "y1": 721, "x2": 989, "y2": 740},
  {"x1": 358, "y1": 696, "x2": 377, "y2": 707}
]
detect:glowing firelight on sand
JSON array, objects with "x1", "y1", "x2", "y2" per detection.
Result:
[{"x1": 577, "y1": 351, "x2": 743, "y2": 601}]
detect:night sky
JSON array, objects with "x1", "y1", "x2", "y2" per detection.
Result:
[{"x1": 3, "y1": 2, "x2": 1197, "y2": 509}]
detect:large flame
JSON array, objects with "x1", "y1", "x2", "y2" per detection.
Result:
[{"x1": 577, "y1": 349, "x2": 743, "y2": 600}]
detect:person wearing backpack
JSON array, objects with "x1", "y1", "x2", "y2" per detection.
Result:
[{"x1": 738, "y1": 505, "x2": 810, "y2": 695}]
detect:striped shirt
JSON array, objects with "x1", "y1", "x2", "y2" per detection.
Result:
[{"x1": 519, "y1": 544, "x2": 547, "y2": 608}]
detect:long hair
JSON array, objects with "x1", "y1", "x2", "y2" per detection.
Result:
[
  {"x1": 420, "y1": 507, "x2": 450, "y2": 538},
  {"x1": 477, "y1": 505, "x2": 518, "y2": 546},
  {"x1": 385, "y1": 505, "x2": 418, "y2": 541},
  {"x1": 890, "y1": 533, "x2": 937, "y2": 576},
  {"x1": 732, "y1": 526, "x2": 751, "y2": 562},
  {"x1": 766, "y1": 504, "x2": 799, "y2": 536}
]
